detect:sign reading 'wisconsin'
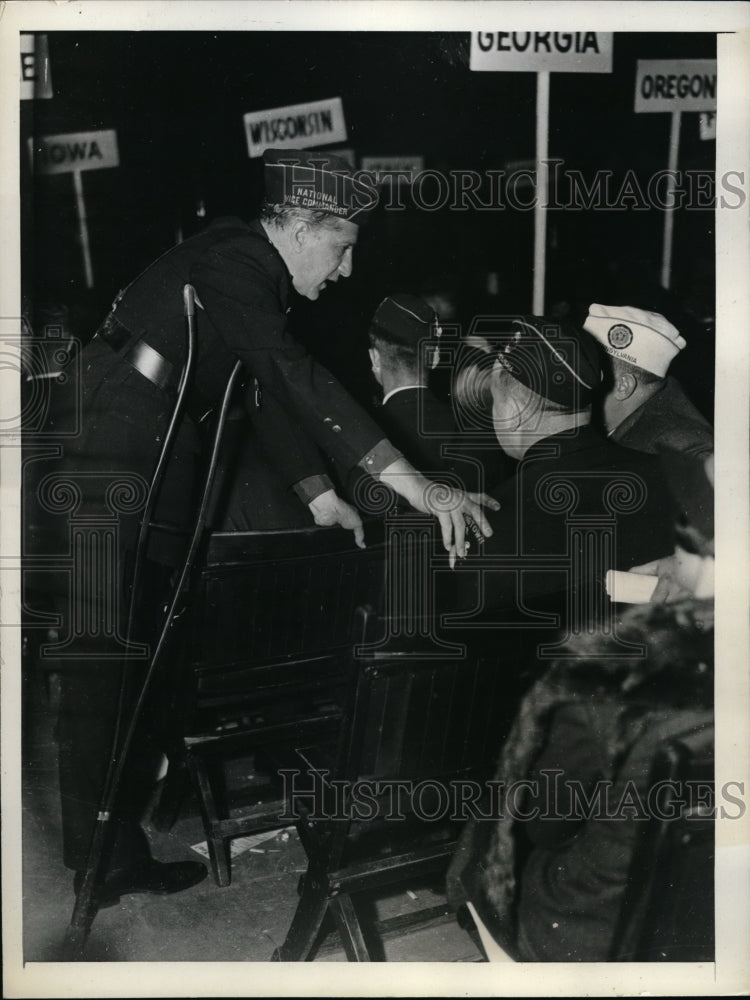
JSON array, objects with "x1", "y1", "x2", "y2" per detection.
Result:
[{"x1": 243, "y1": 97, "x2": 347, "y2": 158}]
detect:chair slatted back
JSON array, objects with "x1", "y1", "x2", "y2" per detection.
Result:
[
  {"x1": 176, "y1": 523, "x2": 387, "y2": 745},
  {"x1": 354, "y1": 651, "x2": 511, "y2": 782}
]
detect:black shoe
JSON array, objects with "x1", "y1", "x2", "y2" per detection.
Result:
[{"x1": 74, "y1": 858, "x2": 208, "y2": 908}]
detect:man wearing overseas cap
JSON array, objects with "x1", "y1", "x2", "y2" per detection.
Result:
[
  {"x1": 583, "y1": 304, "x2": 713, "y2": 460},
  {"x1": 41, "y1": 147, "x2": 497, "y2": 914},
  {"x1": 366, "y1": 293, "x2": 501, "y2": 495},
  {"x1": 447, "y1": 316, "x2": 677, "y2": 638}
]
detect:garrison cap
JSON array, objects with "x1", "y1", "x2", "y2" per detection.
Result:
[
  {"x1": 370, "y1": 293, "x2": 441, "y2": 349},
  {"x1": 263, "y1": 147, "x2": 378, "y2": 223},
  {"x1": 583, "y1": 303, "x2": 686, "y2": 377},
  {"x1": 495, "y1": 316, "x2": 602, "y2": 407}
]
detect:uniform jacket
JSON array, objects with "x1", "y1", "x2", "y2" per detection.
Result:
[
  {"x1": 378, "y1": 386, "x2": 505, "y2": 493},
  {"x1": 449, "y1": 424, "x2": 677, "y2": 632},
  {"x1": 47, "y1": 218, "x2": 399, "y2": 562},
  {"x1": 111, "y1": 216, "x2": 394, "y2": 489},
  {"x1": 611, "y1": 376, "x2": 713, "y2": 460}
]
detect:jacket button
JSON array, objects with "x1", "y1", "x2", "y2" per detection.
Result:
[{"x1": 332, "y1": 424, "x2": 342, "y2": 433}]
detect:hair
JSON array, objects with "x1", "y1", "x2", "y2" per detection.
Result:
[
  {"x1": 494, "y1": 362, "x2": 591, "y2": 419},
  {"x1": 259, "y1": 201, "x2": 345, "y2": 233},
  {"x1": 369, "y1": 326, "x2": 422, "y2": 376}
]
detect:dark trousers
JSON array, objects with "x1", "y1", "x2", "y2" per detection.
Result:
[{"x1": 56, "y1": 559, "x2": 176, "y2": 873}]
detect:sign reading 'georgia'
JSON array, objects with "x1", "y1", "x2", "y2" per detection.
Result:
[
  {"x1": 243, "y1": 97, "x2": 347, "y2": 158},
  {"x1": 29, "y1": 129, "x2": 119, "y2": 175},
  {"x1": 470, "y1": 32, "x2": 613, "y2": 73},
  {"x1": 634, "y1": 60, "x2": 717, "y2": 113}
]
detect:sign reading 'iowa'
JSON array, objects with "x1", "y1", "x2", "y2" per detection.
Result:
[{"x1": 29, "y1": 130, "x2": 119, "y2": 175}]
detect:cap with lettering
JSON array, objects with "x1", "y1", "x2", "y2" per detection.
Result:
[
  {"x1": 495, "y1": 316, "x2": 601, "y2": 407},
  {"x1": 263, "y1": 148, "x2": 378, "y2": 223},
  {"x1": 369, "y1": 293, "x2": 441, "y2": 349},
  {"x1": 583, "y1": 303, "x2": 686, "y2": 377}
]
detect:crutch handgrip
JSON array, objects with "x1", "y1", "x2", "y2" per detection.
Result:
[{"x1": 183, "y1": 283, "x2": 196, "y2": 318}]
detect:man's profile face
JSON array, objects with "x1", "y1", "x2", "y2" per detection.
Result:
[{"x1": 291, "y1": 218, "x2": 359, "y2": 301}]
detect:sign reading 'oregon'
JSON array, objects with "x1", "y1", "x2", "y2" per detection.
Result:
[
  {"x1": 243, "y1": 97, "x2": 347, "y2": 158},
  {"x1": 634, "y1": 60, "x2": 717, "y2": 113},
  {"x1": 470, "y1": 32, "x2": 613, "y2": 73}
]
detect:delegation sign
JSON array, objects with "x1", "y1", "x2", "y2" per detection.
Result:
[
  {"x1": 20, "y1": 34, "x2": 53, "y2": 100},
  {"x1": 243, "y1": 97, "x2": 347, "y2": 158},
  {"x1": 470, "y1": 32, "x2": 612, "y2": 73},
  {"x1": 29, "y1": 130, "x2": 119, "y2": 175},
  {"x1": 360, "y1": 156, "x2": 425, "y2": 180},
  {"x1": 634, "y1": 60, "x2": 717, "y2": 113}
]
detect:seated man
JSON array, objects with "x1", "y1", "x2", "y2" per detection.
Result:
[
  {"x1": 368, "y1": 293, "x2": 504, "y2": 494},
  {"x1": 583, "y1": 303, "x2": 713, "y2": 459},
  {"x1": 445, "y1": 353, "x2": 716, "y2": 962},
  {"x1": 447, "y1": 316, "x2": 677, "y2": 639},
  {"x1": 448, "y1": 594, "x2": 714, "y2": 961}
]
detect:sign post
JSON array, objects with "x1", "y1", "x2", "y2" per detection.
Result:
[
  {"x1": 470, "y1": 32, "x2": 613, "y2": 314},
  {"x1": 662, "y1": 109, "x2": 682, "y2": 290},
  {"x1": 28, "y1": 129, "x2": 119, "y2": 289},
  {"x1": 534, "y1": 71, "x2": 550, "y2": 315},
  {"x1": 72, "y1": 172, "x2": 94, "y2": 289},
  {"x1": 634, "y1": 59, "x2": 717, "y2": 289}
]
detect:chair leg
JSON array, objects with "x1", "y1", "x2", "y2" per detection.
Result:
[
  {"x1": 186, "y1": 752, "x2": 231, "y2": 887},
  {"x1": 272, "y1": 868, "x2": 330, "y2": 962},
  {"x1": 330, "y1": 894, "x2": 372, "y2": 961}
]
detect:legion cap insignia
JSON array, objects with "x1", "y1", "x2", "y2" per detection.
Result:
[{"x1": 607, "y1": 323, "x2": 633, "y2": 349}]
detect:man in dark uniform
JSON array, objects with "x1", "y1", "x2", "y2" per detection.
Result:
[
  {"x1": 448, "y1": 317, "x2": 677, "y2": 640},
  {"x1": 46, "y1": 148, "x2": 495, "y2": 908},
  {"x1": 367, "y1": 293, "x2": 505, "y2": 494},
  {"x1": 583, "y1": 303, "x2": 713, "y2": 460}
]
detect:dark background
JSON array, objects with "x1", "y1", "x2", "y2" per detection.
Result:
[{"x1": 21, "y1": 30, "x2": 716, "y2": 418}]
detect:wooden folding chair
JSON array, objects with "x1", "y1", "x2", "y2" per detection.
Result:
[
  {"x1": 157, "y1": 520, "x2": 388, "y2": 887},
  {"x1": 268, "y1": 528, "x2": 520, "y2": 961}
]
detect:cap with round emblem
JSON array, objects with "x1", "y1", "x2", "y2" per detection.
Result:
[{"x1": 583, "y1": 303, "x2": 686, "y2": 377}]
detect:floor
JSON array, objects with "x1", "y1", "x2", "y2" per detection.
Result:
[{"x1": 20, "y1": 670, "x2": 485, "y2": 966}]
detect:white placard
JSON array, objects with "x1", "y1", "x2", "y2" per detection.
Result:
[
  {"x1": 635, "y1": 59, "x2": 717, "y2": 113},
  {"x1": 28, "y1": 129, "x2": 119, "y2": 175},
  {"x1": 470, "y1": 31, "x2": 612, "y2": 73},
  {"x1": 606, "y1": 570, "x2": 659, "y2": 605},
  {"x1": 243, "y1": 97, "x2": 347, "y2": 158},
  {"x1": 360, "y1": 155, "x2": 425, "y2": 180},
  {"x1": 20, "y1": 34, "x2": 53, "y2": 100}
]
